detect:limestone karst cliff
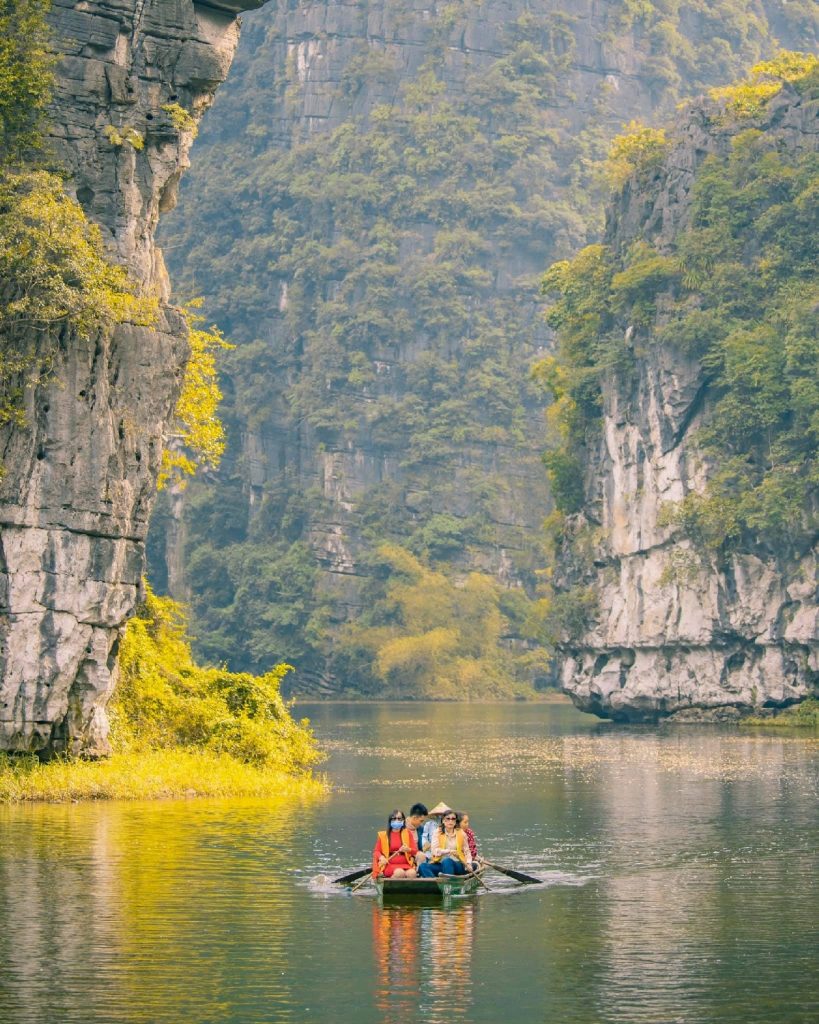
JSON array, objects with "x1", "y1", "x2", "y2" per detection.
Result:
[
  {"x1": 550, "y1": 76, "x2": 818, "y2": 721},
  {"x1": 156, "y1": 0, "x2": 816, "y2": 693},
  {"x1": 0, "y1": 0, "x2": 262, "y2": 755}
]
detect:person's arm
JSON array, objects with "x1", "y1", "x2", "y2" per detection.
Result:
[
  {"x1": 430, "y1": 830, "x2": 443, "y2": 860},
  {"x1": 372, "y1": 837, "x2": 388, "y2": 876}
]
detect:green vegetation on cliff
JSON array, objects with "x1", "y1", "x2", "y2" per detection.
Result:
[
  {"x1": 159, "y1": 8, "x2": 588, "y2": 685},
  {"x1": 0, "y1": 0, "x2": 157, "y2": 449},
  {"x1": 538, "y1": 54, "x2": 819, "y2": 551},
  {"x1": 0, "y1": 588, "x2": 325, "y2": 802},
  {"x1": 0, "y1": 0, "x2": 53, "y2": 163},
  {"x1": 155, "y1": 0, "x2": 814, "y2": 691}
]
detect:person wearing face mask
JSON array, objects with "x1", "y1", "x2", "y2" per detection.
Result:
[{"x1": 372, "y1": 809, "x2": 418, "y2": 879}]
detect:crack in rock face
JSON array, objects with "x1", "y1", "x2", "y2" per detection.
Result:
[{"x1": 0, "y1": 0, "x2": 264, "y2": 756}]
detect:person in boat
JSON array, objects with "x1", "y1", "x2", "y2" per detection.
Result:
[
  {"x1": 372, "y1": 809, "x2": 418, "y2": 879},
  {"x1": 460, "y1": 812, "x2": 480, "y2": 870},
  {"x1": 422, "y1": 800, "x2": 452, "y2": 854},
  {"x1": 406, "y1": 803, "x2": 429, "y2": 866},
  {"x1": 417, "y1": 810, "x2": 471, "y2": 878}
]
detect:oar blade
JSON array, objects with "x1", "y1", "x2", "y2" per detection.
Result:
[
  {"x1": 484, "y1": 860, "x2": 543, "y2": 885},
  {"x1": 332, "y1": 866, "x2": 370, "y2": 885},
  {"x1": 502, "y1": 868, "x2": 543, "y2": 885}
]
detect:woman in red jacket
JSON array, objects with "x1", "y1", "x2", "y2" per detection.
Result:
[{"x1": 372, "y1": 809, "x2": 418, "y2": 879}]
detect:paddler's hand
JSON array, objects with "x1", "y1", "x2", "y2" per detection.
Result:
[
  {"x1": 378, "y1": 855, "x2": 388, "y2": 867},
  {"x1": 399, "y1": 844, "x2": 410, "y2": 853}
]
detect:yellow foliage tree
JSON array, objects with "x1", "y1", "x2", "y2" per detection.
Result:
[
  {"x1": 0, "y1": 169, "x2": 158, "y2": 443},
  {"x1": 605, "y1": 121, "x2": 669, "y2": 190},
  {"x1": 349, "y1": 544, "x2": 533, "y2": 699},
  {"x1": 159, "y1": 300, "x2": 233, "y2": 488},
  {"x1": 113, "y1": 585, "x2": 322, "y2": 773},
  {"x1": 708, "y1": 50, "x2": 819, "y2": 121},
  {"x1": 0, "y1": 170, "x2": 157, "y2": 337}
]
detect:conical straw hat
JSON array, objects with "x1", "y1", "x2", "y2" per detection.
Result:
[{"x1": 428, "y1": 801, "x2": 453, "y2": 815}]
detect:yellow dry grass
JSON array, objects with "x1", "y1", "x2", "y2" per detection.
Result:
[{"x1": 0, "y1": 748, "x2": 326, "y2": 804}]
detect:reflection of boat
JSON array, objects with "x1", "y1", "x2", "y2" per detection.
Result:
[
  {"x1": 372, "y1": 905, "x2": 421, "y2": 1014},
  {"x1": 376, "y1": 869, "x2": 485, "y2": 898}
]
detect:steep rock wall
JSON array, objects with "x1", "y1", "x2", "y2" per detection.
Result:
[
  {"x1": 157, "y1": 0, "x2": 814, "y2": 692},
  {"x1": 560, "y1": 85, "x2": 818, "y2": 721},
  {"x1": 0, "y1": 0, "x2": 262, "y2": 755}
]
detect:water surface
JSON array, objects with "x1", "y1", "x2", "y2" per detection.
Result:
[{"x1": 1, "y1": 702, "x2": 817, "y2": 1023}]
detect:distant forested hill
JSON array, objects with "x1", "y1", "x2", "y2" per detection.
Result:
[{"x1": 154, "y1": 0, "x2": 817, "y2": 695}]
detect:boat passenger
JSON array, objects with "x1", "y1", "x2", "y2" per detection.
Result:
[
  {"x1": 372, "y1": 809, "x2": 418, "y2": 879},
  {"x1": 406, "y1": 803, "x2": 429, "y2": 865},
  {"x1": 460, "y1": 812, "x2": 480, "y2": 870},
  {"x1": 417, "y1": 811, "x2": 470, "y2": 878},
  {"x1": 422, "y1": 800, "x2": 453, "y2": 854}
]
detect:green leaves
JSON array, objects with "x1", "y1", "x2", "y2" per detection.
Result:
[
  {"x1": 543, "y1": 61, "x2": 819, "y2": 548},
  {"x1": 342, "y1": 544, "x2": 536, "y2": 699},
  {"x1": 0, "y1": 0, "x2": 53, "y2": 163},
  {"x1": 115, "y1": 586, "x2": 322, "y2": 771},
  {"x1": 0, "y1": 170, "x2": 157, "y2": 336}
]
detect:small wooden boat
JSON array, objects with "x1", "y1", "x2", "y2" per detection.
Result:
[{"x1": 375, "y1": 869, "x2": 486, "y2": 898}]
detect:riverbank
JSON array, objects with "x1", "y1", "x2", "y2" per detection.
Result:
[
  {"x1": 741, "y1": 699, "x2": 819, "y2": 728},
  {"x1": 0, "y1": 588, "x2": 327, "y2": 805},
  {"x1": 0, "y1": 749, "x2": 326, "y2": 804},
  {"x1": 290, "y1": 692, "x2": 573, "y2": 704}
]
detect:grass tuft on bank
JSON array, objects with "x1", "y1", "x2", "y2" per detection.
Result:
[{"x1": 0, "y1": 587, "x2": 327, "y2": 803}]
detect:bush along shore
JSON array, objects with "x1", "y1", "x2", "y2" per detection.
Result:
[
  {"x1": 740, "y1": 699, "x2": 819, "y2": 728},
  {"x1": 0, "y1": 588, "x2": 327, "y2": 803}
]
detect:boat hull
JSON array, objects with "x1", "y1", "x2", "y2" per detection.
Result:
[{"x1": 375, "y1": 870, "x2": 484, "y2": 898}]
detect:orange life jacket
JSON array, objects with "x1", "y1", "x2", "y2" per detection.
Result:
[
  {"x1": 432, "y1": 827, "x2": 468, "y2": 865},
  {"x1": 373, "y1": 828, "x2": 416, "y2": 876}
]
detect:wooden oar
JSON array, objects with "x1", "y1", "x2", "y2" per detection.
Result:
[
  {"x1": 332, "y1": 866, "x2": 370, "y2": 885},
  {"x1": 465, "y1": 865, "x2": 492, "y2": 892},
  {"x1": 350, "y1": 849, "x2": 402, "y2": 892},
  {"x1": 482, "y1": 859, "x2": 543, "y2": 885}
]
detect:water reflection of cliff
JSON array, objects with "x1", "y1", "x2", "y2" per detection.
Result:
[
  {"x1": 588, "y1": 732, "x2": 819, "y2": 1023},
  {"x1": 372, "y1": 902, "x2": 477, "y2": 1022}
]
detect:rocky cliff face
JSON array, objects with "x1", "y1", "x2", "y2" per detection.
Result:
[
  {"x1": 157, "y1": 0, "x2": 814, "y2": 692},
  {"x1": 560, "y1": 84, "x2": 818, "y2": 721},
  {"x1": 0, "y1": 0, "x2": 262, "y2": 755}
]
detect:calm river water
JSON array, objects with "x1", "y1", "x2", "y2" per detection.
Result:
[{"x1": 1, "y1": 702, "x2": 817, "y2": 1024}]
